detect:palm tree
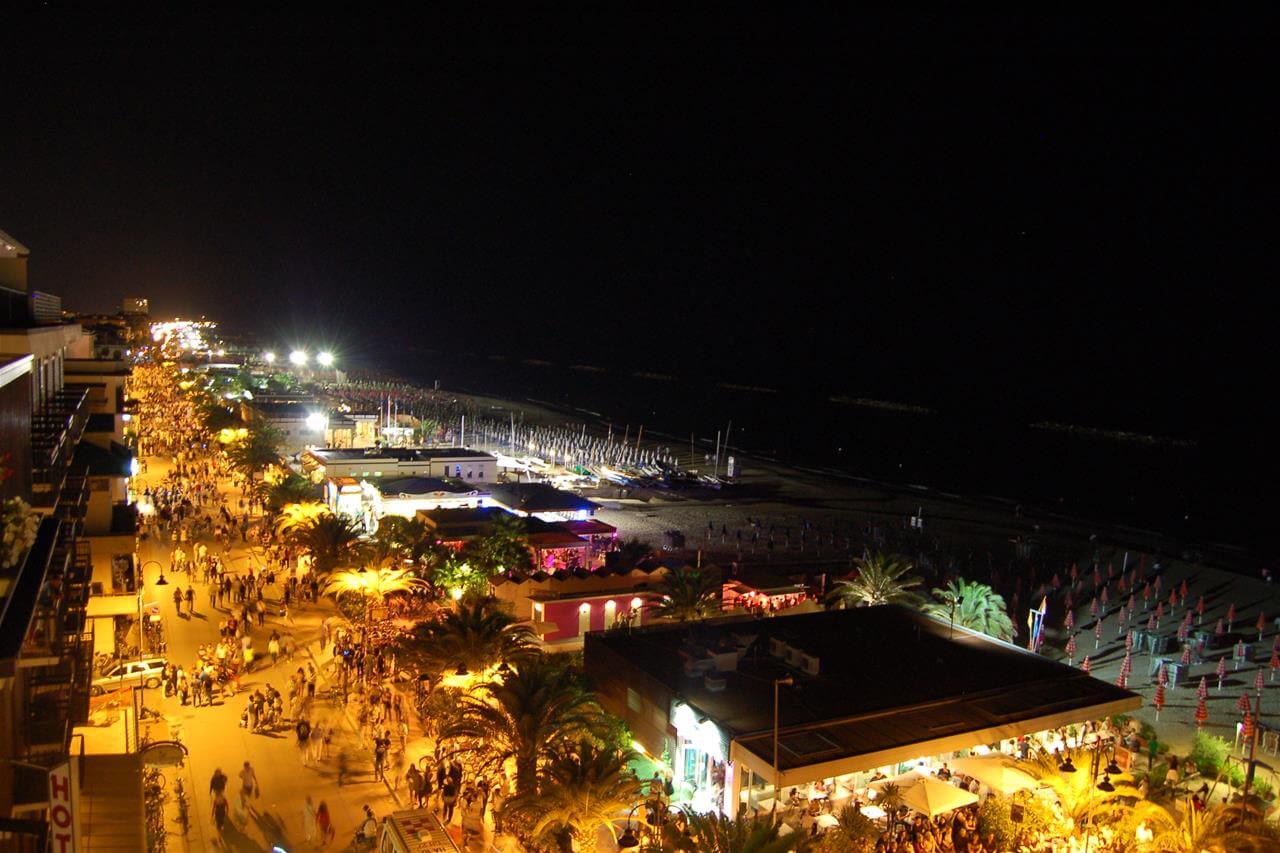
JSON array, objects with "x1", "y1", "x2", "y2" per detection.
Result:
[
  {"x1": 1124, "y1": 800, "x2": 1280, "y2": 853},
  {"x1": 265, "y1": 472, "x2": 317, "y2": 514},
  {"x1": 225, "y1": 425, "x2": 282, "y2": 479},
  {"x1": 274, "y1": 501, "x2": 332, "y2": 538},
  {"x1": 464, "y1": 511, "x2": 535, "y2": 576},
  {"x1": 655, "y1": 810, "x2": 811, "y2": 852},
  {"x1": 401, "y1": 594, "x2": 537, "y2": 677},
  {"x1": 923, "y1": 577, "x2": 1015, "y2": 641},
  {"x1": 612, "y1": 538, "x2": 654, "y2": 570},
  {"x1": 289, "y1": 512, "x2": 364, "y2": 575},
  {"x1": 825, "y1": 553, "x2": 922, "y2": 608},
  {"x1": 650, "y1": 567, "x2": 722, "y2": 622},
  {"x1": 1021, "y1": 750, "x2": 1140, "y2": 837},
  {"x1": 442, "y1": 656, "x2": 606, "y2": 795},
  {"x1": 326, "y1": 564, "x2": 428, "y2": 639},
  {"x1": 502, "y1": 740, "x2": 642, "y2": 853},
  {"x1": 373, "y1": 515, "x2": 437, "y2": 564}
]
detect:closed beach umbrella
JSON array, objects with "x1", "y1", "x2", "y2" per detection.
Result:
[
  {"x1": 1125, "y1": 631, "x2": 1134, "y2": 653},
  {"x1": 1154, "y1": 682, "x2": 1165, "y2": 720},
  {"x1": 1081, "y1": 655, "x2": 1091, "y2": 674},
  {"x1": 1217, "y1": 657, "x2": 1227, "y2": 690},
  {"x1": 1094, "y1": 620, "x2": 1103, "y2": 649},
  {"x1": 1180, "y1": 645, "x2": 1192, "y2": 666},
  {"x1": 1065, "y1": 610, "x2": 1074, "y2": 631},
  {"x1": 1198, "y1": 676, "x2": 1208, "y2": 700},
  {"x1": 1195, "y1": 696, "x2": 1209, "y2": 728},
  {"x1": 1147, "y1": 614, "x2": 1157, "y2": 633},
  {"x1": 1115, "y1": 670, "x2": 1128, "y2": 689},
  {"x1": 1215, "y1": 618, "x2": 1225, "y2": 637},
  {"x1": 1168, "y1": 590, "x2": 1177, "y2": 612},
  {"x1": 1238, "y1": 692, "x2": 1251, "y2": 715},
  {"x1": 1066, "y1": 634, "x2": 1077, "y2": 663},
  {"x1": 1271, "y1": 651, "x2": 1279, "y2": 682},
  {"x1": 1228, "y1": 603, "x2": 1237, "y2": 631},
  {"x1": 1090, "y1": 597, "x2": 1099, "y2": 618},
  {"x1": 1242, "y1": 709, "x2": 1255, "y2": 745},
  {"x1": 1197, "y1": 596, "x2": 1206, "y2": 624},
  {"x1": 1255, "y1": 668, "x2": 1265, "y2": 695},
  {"x1": 1179, "y1": 579, "x2": 1188, "y2": 606},
  {"x1": 1258, "y1": 611, "x2": 1267, "y2": 642},
  {"x1": 1158, "y1": 663, "x2": 1168, "y2": 686}
]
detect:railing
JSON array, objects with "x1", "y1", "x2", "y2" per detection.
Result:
[{"x1": 31, "y1": 386, "x2": 90, "y2": 504}]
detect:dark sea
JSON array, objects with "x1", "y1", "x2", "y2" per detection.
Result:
[{"x1": 367, "y1": 344, "x2": 1267, "y2": 562}]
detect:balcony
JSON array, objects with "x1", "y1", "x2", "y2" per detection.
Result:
[{"x1": 31, "y1": 385, "x2": 90, "y2": 506}]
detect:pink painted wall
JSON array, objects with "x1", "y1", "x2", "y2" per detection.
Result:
[{"x1": 539, "y1": 598, "x2": 653, "y2": 643}]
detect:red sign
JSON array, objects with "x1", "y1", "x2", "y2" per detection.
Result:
[{"x1": 47, "y1": 760, "x2": 81, "y2": 853}]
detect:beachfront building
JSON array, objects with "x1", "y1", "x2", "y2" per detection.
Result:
[
  {"x1": 302, "y1": 446, "x2": 498, "y2": 483},
  {"x1": 415, "y1": 506, "x2": 595, "y2": 570},
  {"x1": 584, "y1": 606, "x2": 1140, "y2": 818},
  {"x1": 241, "y1": 397, "x2": 329, "y2": 455},
  {"x1": 492, "y1": 564, "x2": 668, "y2": 650},
  {"x1": 487, "y1": 482, "x2": 599, "y2": 522},
  {"x1": 326, "y1": 476, "x2": 492, "y2": 531}
]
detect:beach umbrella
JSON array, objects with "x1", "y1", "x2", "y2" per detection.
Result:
[
  {"x1": 1217, "y1": 657, "x2": 1227, "y2": 691},
  {"x1": 1197, "y1": 596, "x2": 1205, "y2": 625},
  {"x1": 1101, "y1": 587, "x2": 1110, "y2": 607},
  {"x1": 949, "y1": 756, "x2": 1037, "y2": 796},
  {"x1": 1121, "y1": 652, "x2": 1133, "y2": 676},
  {"x1": 1198, "y1": 676, "x2": 1208, "y2": 700},
  {"x1": 1255, "y1": 667, "x2": 1265, "y2": 695},
  {"x1": 1168, "y1": 590, "x2": 1178, "y2": 612},
  {"x1": 1094, "y1": 620, "x2": 1103, "y2": 649},
  {"x1": 1258, "y1": 611, "x2": 1267, "y2": 642},
  {"x1": 1147, "y1": 614, "x2": 1157, "y2": 633},
  {"x1": 1093, "y1": 566, "x2": 1102, "y2": 588},
  {"x1": 1181, "y1": 645, "x2": 1192, "y2": 666},
  {"x1": 1157, "y1": 601, "x2": 1165, "y2": 622},
  {"x1": 1154, "y1": 575, "x2": 1163, "y2": 595},
  {"x1": 1125, "y1": 630, "x2": 1134, "y2": 653},
  {"x1": 1271, "y1": 651, "x2": 1279, "y2": 682},
  {"x1": 1090, "y1": 597, "x2": 1099, "y2": 618},
  {"x1": 1107, "y1": 562, "x2": 1114, "y2": 580},
  {"x1": 1195, "y1": 696, "x2": 1209, "y2": 728},
  {"x1": 1070, "y1": 563, "x2": 1079, "y2": 583},
  {"x1": 1128, "y1": 594, "x2": 1137, "y2": 613},
  {"x1": 1273, "y1": 634, "x2": 1280, "y2": 654},
  {"x1": 1158, "y1": 662, "x2": 1168, "y2": 686},
  {"x1": 1238, "y1": 692, "x2": 1251, "y2": 715},
  {"x1": 899, "y1": 777, "x2": 978, "y2": 817},
  {"x1": 1052, "y1": 573, "x2": 1061, "y2": 591},
  {"x1": 1178, "y1": 622, "x2": 1189, "y2": 642},
  {"x1": 1120, "y1": 576, "x2": 1128, "y2": 594},
  {"x1": 1180, "y1": 579, "x2": 1188, "y2": 607},
  {"x1": 1066, "y1": 634, "x2": 1077, "y2": 664},
  {"x1": 1228, "y1": 603, "x2": 1237, "y2": 632},
  {"x1": 1116, "y1": 670, "x2": 1128, "y2": 689},
  {"x1": 1242, "y1": 709, "x2": 1255, "y2": 747},
  {"x1": 1154, "y1": 682, "x2": 1165, "y2": 720},
  {"x1": 1215, "y1": 618, "x2": 1225, "y2": 637},
  {"x1": 1235, "y1": 640, "x2": 1247, "y2": 670},
  {"x1": 1082, "y1": 656, "x2": 1091, "y2": 674},
  {"x1": 1143, "y1": 582, "x2": 1152, "y2": 608},
  {"x1": 1065, "y1": 610, "x2": 1074, "y2": 631}
]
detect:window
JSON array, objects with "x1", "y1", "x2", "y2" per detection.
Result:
[{"x1": 627, "y1": 688, "x2": 642, "y2": 713}]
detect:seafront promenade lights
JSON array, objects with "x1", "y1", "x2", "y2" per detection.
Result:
[
  {"x1": 306, "y1": 412, "x2": 328, "y2": 432},
  {"x1": 289, "y1": 350, "x2": 308, "y2": 366},
  {"x1": 263, "y1": 351, "x2": 276, "y2": 364},
  {"x1": 317, "y1": 351, "x2": 334, "y2": 367}
]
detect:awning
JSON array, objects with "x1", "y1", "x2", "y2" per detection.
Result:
[
  {"x1": 899, "y1": 777, "x2": 978, "y2": 817},
  {"x1": 85, "y1": 595, "x2": 141, "y2": 618}
]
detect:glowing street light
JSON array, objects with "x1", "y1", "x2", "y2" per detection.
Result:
[
  {"x1": 305, "y1": 412, "x2": 328, "y2": 432},
  {"x1": 263, "y1": 351, "x2": 276, "y2": 364},
  {"x1": 317, "y1": 351, "x2": 334, "y2": 367},
  {"x1": 289, "y1": 350, "x2": 308, "y2": 366}
]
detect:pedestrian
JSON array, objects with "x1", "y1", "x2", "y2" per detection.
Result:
[
  {"x1": 209, "y1": 767, "x2": 228, "y2": 799},
  {"x1": 269, "y1": 634, "x2": 280, "y2": 666},
  {"x1": 441, "y1": 777, "x2": 458, "y2": 824},
  {"x1": 238, "y1": 761, "x2": 259, "y2": 815},
  {"x1": 417, "y1": 766, "x2": 433, "y2": 809},
  {"x1": 296, "y1": 717, "x2": 312, "y2": 764},
  {"x1": 302, "y1": 795, "x2": 317, "y2": 844},
  {"x1": 316, "y1": 800, "x2": 335, "y2": 847},
  {"x1": 185, "y1": 585, "x2": 195, "y2": 614},
  {"x1": 173, "y1": 586, "x2": 183, "y2": 616},
  {"x1": 337, "y1": 749, "x2": 349, "y2": 787},
  {"x1": 374, "y1": 737, "x2": 388, "y2": 782},
  {"x1": 211, "y1": 792, "x2": 230, "y2": 843}
]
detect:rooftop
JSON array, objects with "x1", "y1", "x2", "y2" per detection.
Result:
[
  {"x1": 586, "y1": 606, "x2": 1139, "y2": 772},
  {"x1": 377, "y1": 477, "x2": 485, "y2": 497},
  {"x1": 488, "y1": 482, "x2": 597, "y2": 514},
  {"x1": 308, "y1": 447, "x2": 495, "y2": 463}
]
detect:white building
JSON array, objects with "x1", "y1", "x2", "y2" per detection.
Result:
[{"x1": 301, "y1": 447, "x2": 498, "y2": 484}]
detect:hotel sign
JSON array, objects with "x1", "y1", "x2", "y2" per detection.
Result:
[{"x1": 47, "y1": 760, "x2": 81, "y2": 853}]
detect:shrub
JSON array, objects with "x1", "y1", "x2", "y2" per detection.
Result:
[
  {"x1": 1189, "y1": 730, "x2": 1229, "y2": 777},
  {"x1": 978, "y1": 794, "x2": 1053, "y2": 851}
]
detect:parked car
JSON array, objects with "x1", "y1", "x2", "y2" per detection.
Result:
[{"x1": 91, "y1": 657, "x2": 166, "y2": 695}]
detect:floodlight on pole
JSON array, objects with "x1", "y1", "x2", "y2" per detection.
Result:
[
  {"x1": 317, "y1": 351, "x2": 334, "y2": 367},
  {"x1": 305, "y1": 412, "x2": 328, "y2": 432},
  {"x1": 263, "y1": 351, "x2": 276, "y2": 364},
  {"x1": 289, "y1": 350, "x2": 308, "y2": 366}
]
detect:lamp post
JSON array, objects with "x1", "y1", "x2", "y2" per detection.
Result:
[
  {"x1": 143, "y1": 558, "x2": 167, "y2": 587},
  {"x1": 773, "y1": 676, "x2": 794, "y2": 802},
  {"x1": 949, "y1": 595, "x2": 965, "y2": 639},
  {"x1": 617, "y1": 803, "x2": 641, "y2": 850}
]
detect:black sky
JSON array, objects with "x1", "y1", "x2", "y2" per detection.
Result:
[{"x1": 1, "y1": 9, "x2": 1273, "y2": 438}]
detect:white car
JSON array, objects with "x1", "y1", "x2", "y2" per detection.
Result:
[{"x1": 91, "y1": 657, "x2": 166, "y2": 695}]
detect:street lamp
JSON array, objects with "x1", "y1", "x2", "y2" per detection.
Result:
[
  {"x1": 317, "y1": 351, "x2": 334, "y2": 367},
  {"x1": 949, "y1": 595, "x2": 965, "y2": 639},
  {"x1": 617, "y1": 803, "x2": 641, "y2": 850},
  {"x1": 263, "y1": 351, "x2": 276, "y2": 364},
  {"x1": 289, "y1": 350, "x2": 308, "y2": 366},
  {"x1": 143, "y1": 558, "x2": 168, "y2": 587},
  {"x1": 773, "y1": 675, "x2": 794, "y2": 802}
]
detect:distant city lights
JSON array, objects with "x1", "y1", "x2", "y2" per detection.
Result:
[{"x1": 289, "y1": 350, "x2": 308, "y2": 366}]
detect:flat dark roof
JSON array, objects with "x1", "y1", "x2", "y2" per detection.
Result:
[
  {"x1": 489, "y1": 482, "x2": 597, "y2": 513},
  {"x1": 378, "y1": 477, "x2": 481, "y2": 496},
  {"x1": 587, "y1": 606, "x2": 1138, "y2": 771},
  {"x1": 310, "y1": 447, "x2": 494, "y2": 462}
]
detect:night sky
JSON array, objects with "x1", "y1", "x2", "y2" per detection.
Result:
[{"x1": 1, "y1": 10, "x2": 1272, "y2": 441}]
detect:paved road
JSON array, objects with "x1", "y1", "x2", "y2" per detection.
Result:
[{"x1": 135, "y1": 454, "x2": 403, "y2": 852}]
